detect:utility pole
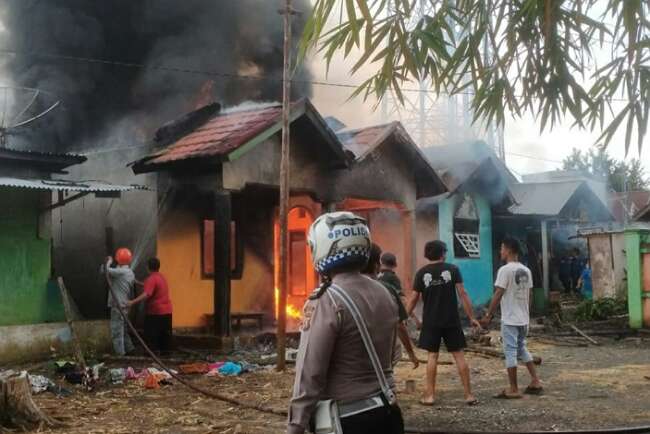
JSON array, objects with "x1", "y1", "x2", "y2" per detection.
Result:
[{"x1": 277, "y1": 0, "x2": 293, "y2": 372}]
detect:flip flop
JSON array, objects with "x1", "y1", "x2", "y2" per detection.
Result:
[
  {"x1": 465, "y1": 398, "x2": 479, "y2": 406},
  {"x1": 493, "y1": 390, "x2": 523, "y2": 400},
  {"x1": 524, "y1": 386, "x2": 544, "y2": 395},
  {"x1": 419, "y1": 399, "x2": 436, "y2": 406}
]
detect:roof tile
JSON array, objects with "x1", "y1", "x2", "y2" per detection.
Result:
[{"x1": 147, "y1": 104, "x2": 282, "y2": 164}]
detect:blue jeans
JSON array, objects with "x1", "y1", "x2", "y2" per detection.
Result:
[
  {"x1": 110, "y1": 307, "x2": 135, "y2": 356},
  {"x1": 501, "y1": 324, "x2": 533, "y2": 369}
]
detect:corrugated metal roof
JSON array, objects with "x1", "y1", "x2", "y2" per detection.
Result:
[
  {"x1": 0, "y1": 177, "x2": 144, "y2": 192},
  {"x1": 509, "y1": 181, "x2": 583, "y2": 216}
]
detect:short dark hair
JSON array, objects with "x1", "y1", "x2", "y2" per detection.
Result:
[
  {"x1": 380, "y1": 252, "x2": 397, "y2": 268},
  {"x1": 147, "y1": 257, "x2": 161, "y2": 271},
  {"x1": 501, "y1": 237, "x2": 521, "y2": 256},
  {"x1": 362, "y1": 243, "x2": 382, "y2": 275},
  {"x1": 424, "y1": 240, "x2": 447, "y2": 261}
]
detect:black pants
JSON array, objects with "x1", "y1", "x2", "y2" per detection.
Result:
[
  {"x1": 340, "y1": 405, "x2": 404, "y2": 434},
  {"x1": 144, "y1": 314, "x2": 172, "y2": 355}
]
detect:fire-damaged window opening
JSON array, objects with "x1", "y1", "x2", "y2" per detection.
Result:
[
  {"x1": 201, "y1": 220, "x2": 243, "y2": 279},
  {"x1": 453, "y1": 193, "x2": 480, "y2": 259}
]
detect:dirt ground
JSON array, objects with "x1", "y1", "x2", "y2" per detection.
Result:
[{"x1": 21, "y1": 336, "x2": 650, "y2": 434}]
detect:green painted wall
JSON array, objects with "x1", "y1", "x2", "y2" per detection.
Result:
[{"x1": 0, "y1": 188, "x2": 64, "y2": 326}]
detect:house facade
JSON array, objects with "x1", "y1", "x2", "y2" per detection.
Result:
[
  {"x1": 131, "y1": 100, "x2": 446, "y2": 335},
  {"x1": 0, "y1": 147, "x2": 139, "y2": 362}
]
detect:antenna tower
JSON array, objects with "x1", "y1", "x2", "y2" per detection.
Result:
[{"x1": 381, "y1": 0, "x2": 505, "y2": 161}]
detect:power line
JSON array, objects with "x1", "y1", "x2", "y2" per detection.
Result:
[
  {"x1": 0, "y1": 48, "x2": 634, "y2": 103},
  {"x1": 506, "y1": 152, "x2": 563, "y2": 164}
]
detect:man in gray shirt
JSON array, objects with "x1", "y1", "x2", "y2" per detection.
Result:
[{"x1": 102, "y1": 253, "x2": 136, "y2": 356}]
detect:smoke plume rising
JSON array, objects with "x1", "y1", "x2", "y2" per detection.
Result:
[{"x1": 0, "y1": 0, "x2": 312, "y2": 152}]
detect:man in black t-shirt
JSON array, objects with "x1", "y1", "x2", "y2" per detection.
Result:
[{"x1": 406, "y1": 240, "x2": 481, "y2": 406}]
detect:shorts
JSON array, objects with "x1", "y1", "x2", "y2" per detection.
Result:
[
  {"x1": 418, "y1": 326, "x2": 466, "y2": 353},
  {"x1": 501, "y1": 324, "x2": 533, "y2": 368}
]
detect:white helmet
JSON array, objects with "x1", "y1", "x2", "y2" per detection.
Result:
[{"x1": 308, "y1": 211, "x2": 371, "y2": 274}]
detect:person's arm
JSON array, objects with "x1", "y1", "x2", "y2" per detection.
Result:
[
  {"x1": 397, "y1": 322, "x2": 419, "y2": 369},
  {"x1": 128, "y1": 276, "x2": 154, "y2": 307},
  {"x1": 127, "y1": 291, "x2": 148, "y2": 307},
  {"x1": 405, "y1": 290, "x2": 421, "y2": 317},
  {"x1": 456, "y1": 283, "x2": 481, "y2": 329},
  {"x1": 287, "y1": 295, "x2": 339, "y2": 434},
  {"x1": 480, "y1": 287, "x2": 505, "y2": 327}
]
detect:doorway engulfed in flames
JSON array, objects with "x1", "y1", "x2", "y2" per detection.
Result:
[{"x1": 274, "y1": 203, "x2": 319, "y2": 329}]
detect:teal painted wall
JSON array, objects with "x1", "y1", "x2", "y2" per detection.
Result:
[
  {"x1": 439, "y1": 193, "x2": 494, "y2": 305},
  {"x1": 0, "y1": 188, "x2": 64, "y2": 326}
]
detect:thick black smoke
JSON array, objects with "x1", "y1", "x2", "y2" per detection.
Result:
[{"x1": 0, "y1": 0, "x2": 312, "y2": 152}]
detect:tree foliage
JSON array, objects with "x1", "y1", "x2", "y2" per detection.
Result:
[
  {"x1": 300, "y1": 0, "x2": 650, "y2": 154},
  {"x1": 562, "y1": 147, "x2": 648, "y2": 192}
]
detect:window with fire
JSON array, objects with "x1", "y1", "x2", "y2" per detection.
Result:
[{"x1": 453, "y1": 194, "x2": 480, "y2": 259}]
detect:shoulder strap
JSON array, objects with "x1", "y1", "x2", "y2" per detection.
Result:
[{"x1": 328, "y1": 284, "x2": 396, "y2": 404}]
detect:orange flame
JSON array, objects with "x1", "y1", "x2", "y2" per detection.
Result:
[{"x1": 274, "y1": 288, "x2": 302, "y2": 320}]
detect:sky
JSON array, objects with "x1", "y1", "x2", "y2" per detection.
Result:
[{"x1": 306, "y1": 1, "x2": 649, "y2": 177}]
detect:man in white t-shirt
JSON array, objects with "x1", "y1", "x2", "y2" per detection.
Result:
[{"x1": 481, "y1": 237, "x2": 542, "y2": 399}]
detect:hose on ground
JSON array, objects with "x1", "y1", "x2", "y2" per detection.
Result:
[{"x1": 105, "y1": 270, "x2": 287, "y2": 417}]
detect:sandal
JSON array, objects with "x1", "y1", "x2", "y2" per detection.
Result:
[
  {"x1": 493, "y1": 390, "x2": 522, "y2": 399},
  {"x1": 419, "y1": 399, "x2": 436, "y2": 406},
  {"x1": 524, "y1": 386, "x2": 544, "y2": 395},
  {"x1": 465, "y1": 398, "x2": 479, "y2": 406}
]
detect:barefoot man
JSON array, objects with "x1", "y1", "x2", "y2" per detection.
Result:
[
  {"x1": 407, "y1": 240, "x2": 480, "y2": 406},
  {"x1": 481, "y1": 237, "x2": 543, "y2": 399}
]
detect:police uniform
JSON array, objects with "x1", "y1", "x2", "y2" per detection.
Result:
[{"x1": 287, "y1": 272, "x2": 404, "y2": 434}]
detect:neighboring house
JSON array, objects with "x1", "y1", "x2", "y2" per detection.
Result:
[
  {"x1": 507, "y1": 179, "x2": 614, "y2": 296},
  {"x1": 130, "y1": 101, "x2": 447, "y2": 335},
  {"x1": 609, "y1": 191, "x2": 650, "y2": 223},
  {"x1": 633, "y1": 202, "x2": 650, "y2": 222},
  {"x1": 0, "y1": 146, "x2": 139, "y2": 362},
  {"x1": 336, "y1": 121, "x2": 447, "y2": 290},
  {"x1": 417, "y1": 141, "x2": 516, "y2": 305}
]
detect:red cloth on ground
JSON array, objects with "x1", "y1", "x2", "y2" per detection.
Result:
[{"x1": 143, "y1": 272, "x2": 173, "y2": 315}]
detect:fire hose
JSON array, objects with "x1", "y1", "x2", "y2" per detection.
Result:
[
  {"x1": 105, "y1": 273, "x2": 650, "y2": 434},
  {"x1": 104, "y1": 270, "x2": 287, "y2": 417}
]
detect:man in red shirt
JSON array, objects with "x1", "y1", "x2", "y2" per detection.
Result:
[{"x1": 127, "y1": 257, "x2": 173, "y2": 354}]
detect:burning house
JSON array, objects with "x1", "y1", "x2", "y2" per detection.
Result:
[
  {"x1": 0, "y1": 146, "x2": 141, "y2": 363},
  {"x1": 130, "y1": 100, "x2": 446, "y2": 336}
]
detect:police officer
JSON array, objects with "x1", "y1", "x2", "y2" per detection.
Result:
[{"x1": 287, "y1": 212, "x2": 404, "y2": 434}]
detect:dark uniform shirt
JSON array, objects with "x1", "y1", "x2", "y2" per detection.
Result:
[
  {"x1": 287, "y1": 272, "x2": 400, "y2": 434},
  {"x1": 378, "y1": 270, "x2": 403, "y2": 295}
]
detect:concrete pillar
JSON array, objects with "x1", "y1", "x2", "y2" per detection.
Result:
[{"x1": 541, "y1": 219, "x2": 550, "y2": 298}]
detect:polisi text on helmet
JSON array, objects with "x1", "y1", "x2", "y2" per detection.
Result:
[{"x1": 327, "y1": 226, "x2": 369, "y2": 240}]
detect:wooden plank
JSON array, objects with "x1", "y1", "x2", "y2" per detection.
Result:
[
  {"x1": 625, "y1": 230, "x2": 643, "y2": 329},
  {"x1": 56, "y1": 277, "x2": 87, "y2": 369},
  {"x1": 570, "y1": 324, "x2": 601, "y2": 346}
]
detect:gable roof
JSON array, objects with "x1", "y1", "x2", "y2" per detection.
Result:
[
  {"x1": 609, "y1": 191, "x2": 650, "y2": 222},
  {"x1": 337, "y1": 121, "x2": 447, "y2": 198},
  {"x1": 509, "y1": 180, "x2": 613, "y2": 219},
  {"x1": 0, "y1": 147, "x2": 86, "y2": 174},
  {"x1": 418, "y1": 141, "x2": 515, "y2": 206},
  {"x1": 422, "y1": 141, "x2": 518, "y2": 187},
  {"x1": 634, "y1": 201, "x2": 650, "y2": 222},
  {"x1": 131, "y1": 99, "x2": 350, "y2": 174}
]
